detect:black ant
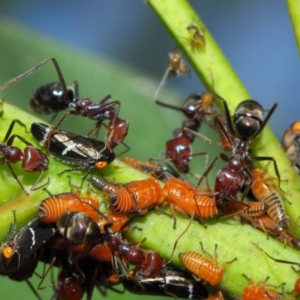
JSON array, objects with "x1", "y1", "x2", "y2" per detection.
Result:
[
  {"x1": 0, "y1": 57, "x2": 129, "y2": 151},
  {"x1": 0, "y1": 119, "x2": 49, "y2": 194}
]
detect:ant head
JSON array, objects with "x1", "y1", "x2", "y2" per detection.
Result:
[
  {"x1": 181, "y1": 93, "x2": 202, "y2": 119},
  {"x1": 234, "y1": 100, "x2": 264, "y2": 140}
]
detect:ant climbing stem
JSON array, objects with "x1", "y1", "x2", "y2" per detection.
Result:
[
  {"x1": 186, "y1": 21, "x2": 206, "y2": 52},
  {"x1": 188, "y1": 98, "x2": 280, "y2": 210},
  {"x1": 153, "y1": 50, "x2": 190, "y2": 104}
]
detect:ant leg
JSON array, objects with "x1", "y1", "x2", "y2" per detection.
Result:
[
  {"x1": 30, "y1": 171, "x2": 50, "y2": 191},
  {"x1": 197, "y1": 153, "x2": 228, "y2": 187},
  {"x1": 6, "y1": 162, "x2": 28, "y2": 195},
  {"x1": 252, "y1": 156, "x2": 281, "y2": 188},
  {"x1": 252, "y1": 102, "x2": 278, "y2": 140},
  {"x1": 183, "y1": 127, "x2": 222, "y2": 146},
  {"x1": 3, "y1": 120, "x2": 28, "y2": 143},
  {"x1": 0, "y1": 58, "x2": 69, "y2": 107}
]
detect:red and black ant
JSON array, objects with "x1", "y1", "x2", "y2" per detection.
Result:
[
  {"x1": 191, "y1": 98, "x2": 279, "y2": 209},
  {"x1": 153, "y1": 92, "x2": 215, "y2": 173},
  {"x1": 153, "y1": 51, "x2": 215, "y2": 174},
  {"x1": 0, "y1": 119, "x2": 49, "y2": 194}
]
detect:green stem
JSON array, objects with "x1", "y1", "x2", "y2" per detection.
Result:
[{"x1": 287, "y1": 0, "x2": 300, "y2": 56}]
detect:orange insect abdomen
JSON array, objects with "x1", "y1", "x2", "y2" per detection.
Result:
[
  {"x1": 39, "y1": 192, "x2": 99, "y2": 222},
  {"x1": 242, "y1": 282, "x2": 281, "y2": 300},
  {"x1": 294, "y1": 277, "x2": 300, "y2": 295},
  {"x1": 179, "y1": 251, "x2": 222, "y2": 285},
  {"x1": 242, "y1": 284, "x2": 268, "y2": 300},
  {"x1": 164, "y1": 178, "x2": 217, "y2": 218},
  {"x1": 88, "y1": 244, "x2": 113, "y2": 262},
  {"x1": 109, "y1": 177, "x2": 163, "y2": 213},
  {"x1": 251, "y1": 168, "x2": 270, "y2": 201},
  {"x1": 252, "y1": 168, "x2": 286, "y2": 227},
  {"x1": 193, "y1": 192, "x2": 218, "y2": 218},
  {"x1": 163, "y1": 177, "x2": 195, "y2": 200},
  {"x1": 97, "y1": 211, "x2": 129, "y2": 233}
]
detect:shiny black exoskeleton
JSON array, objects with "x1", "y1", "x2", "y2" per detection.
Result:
[
  {"x1": 30, "y1": 81, "x2": 77, "y2": 115},
  {"x1": 56, "y1": 212, "x2": 104, "y2": 244},
  {"x1": 31, "y1": 122, "x2": 115, "y2": 182},
  {"x1": 123, "y1": 265, "x2": 209, "y2": 299},
  {"x1": 0, "y1": 212, "x2": 55, "y2": 273}
]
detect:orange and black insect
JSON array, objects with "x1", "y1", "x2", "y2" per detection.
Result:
[
  {"x1": 247, "y1": 214, "x2": 300, "y2": 249},
  {"x1": 0, "y1": 211, "x2": 55, "y2": 274},
  {"x1": 123, "y1": 265, "x2": 209, "y2": 299},
  {"x1": 219, "y1": 198, "x2": 268, "y2": 220},
  {"x1": 251, "y1": 167, "x2": 288, "y2": 228},
  {"x1": 91, "y1": 176, "x2": 163, "y2": 214},
  {"x1": 179, "y1": 243, "x2": 236, "y2": 286}
]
